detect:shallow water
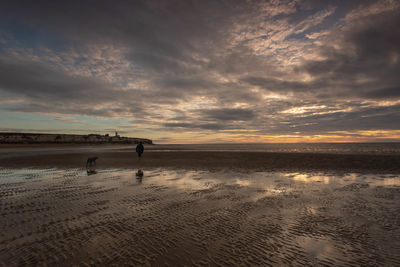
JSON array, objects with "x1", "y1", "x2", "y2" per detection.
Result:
[{"x1": 0, "y1": 168, "x2": 399, "y2": 266}]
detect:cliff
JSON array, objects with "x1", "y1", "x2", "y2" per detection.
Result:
[{"x1": 0, "y1": 133, "x2": 152, "y2": 144}]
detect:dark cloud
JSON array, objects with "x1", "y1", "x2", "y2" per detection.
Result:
[
  {"x1": 0, "y1": 0, "x2": 238, "y2": 72},
  {"x1": 199, "y1": 108, "x2": 256, "y2": 121},
  {"x1": 240, "y1": 76, "x2": 309, "y2": 93},
  {"x1": 0, "y1": 56, "x2": 153, "y2": 118},
  {"x1": 244, "y1": 7, "x2": 400, "y2": 100},
  {"x1": 347, "y1": 11, "x2": 400, "y2": 59},
  {"x1": 363, "y1": 87, "x2": 400, "y2": 99},
  {"x1": 299, "y1": 8, "x2": 400, "y2": 99},
  {"x1": 163, "y1": 122, "x2": 193, "y2": 128},
  {"x1": 164, "y1": 122, "x2": 230, "y2": 131},
  {"x1": 163, "y1": 108, "x2": 256, "y2": 131},
  {"x1": 153, "y1": 76, "x2": 217, "y2": 91},
  {"x1": 0, "y1": 57, "x2": 115, "y2": 102}
]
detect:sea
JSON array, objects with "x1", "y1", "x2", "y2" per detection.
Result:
[{"x1": 150, "y1": 142, "x2": 400, "y2": 155}]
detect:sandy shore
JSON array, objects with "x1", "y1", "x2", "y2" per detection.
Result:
[
  {"x1": 1, "y1": 144, "x2": 400, "y2": 173},
  {"x1": 1, "y1": 145, "x2": 400, "y2": 265},
  {"x1": 1, "y1": 167, "x2": 399, "y2": 266}
]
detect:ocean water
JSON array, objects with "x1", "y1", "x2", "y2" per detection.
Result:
[{"x1": 150, "y1": 143, "x2": 400, "y2": 155}]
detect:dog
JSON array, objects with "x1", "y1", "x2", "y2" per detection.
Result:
[
  {"x1": 86, "y1": 156, "x2": 99, "y2": 169},
  {"x1": 136, "y1": 169, "x2": 144, "y2": 177}
]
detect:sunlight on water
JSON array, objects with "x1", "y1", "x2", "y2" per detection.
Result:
[{"x1": 148, "y1": 143, "x2": 400, "y2": 154}]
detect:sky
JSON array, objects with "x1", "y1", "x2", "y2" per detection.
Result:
[{"x1": 0, "y1": 0, "x2": 399, "y2": 143}]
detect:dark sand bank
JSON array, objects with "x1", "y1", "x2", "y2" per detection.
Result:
[{"x1": 1, "y1": 145, "x2": 400, "y2": 173}]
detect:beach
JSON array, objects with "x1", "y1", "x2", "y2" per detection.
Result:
[
  {"x1": 1, "y1": 144, "x2": 400, "y2": 173},
  {"x1": 1, "y1": 144, "x2": 400, "y2": 266}
]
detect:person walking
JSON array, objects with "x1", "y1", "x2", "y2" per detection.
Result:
[
  {"x1": 136, "y1": 142, "x2": 144, "y2": 159},
  {"x1": 136, "y1": 142, "x2": 144, "y2": 178}
]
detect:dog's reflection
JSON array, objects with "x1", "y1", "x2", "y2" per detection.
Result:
[
  {"x1": 87, "y1": 169, "x2": 97, "y2": 175},
  {"x1": 136, "y1": 169, "x2": 144, "y2": 183}
]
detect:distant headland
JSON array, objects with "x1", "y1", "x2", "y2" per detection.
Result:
[{"x1": 0, "y1": 132, "x2": 152, "y2": 144}]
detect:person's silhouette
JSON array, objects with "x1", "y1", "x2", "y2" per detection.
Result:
[{"x1": 136, "y1": 142, "x2": 144, "y2": 159}]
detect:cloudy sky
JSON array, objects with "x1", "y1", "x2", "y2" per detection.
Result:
[{"x1": 0, "y1": 0, "x2": 399, "y2": 143}]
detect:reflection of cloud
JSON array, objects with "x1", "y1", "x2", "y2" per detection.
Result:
[
  {"x1": 286, "y1": 173, "x2": 332, "y2": 184},
  {"x1": 235, "y1": 179, "x2": 251, "y2": 187},
  {"x1": 381, "y1": 178, "x2": 400, "y2": 186},
  {"x1": 297, "y1": 236, "x2": 336, "y2": 260}
]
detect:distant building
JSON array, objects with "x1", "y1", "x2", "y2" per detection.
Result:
[{"x1": 0, "y1": 132, "x2": 152, "y2": 144}]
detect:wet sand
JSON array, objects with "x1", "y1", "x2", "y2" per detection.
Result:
[
  {"x1": 1, "y1": 144, "x2": 400, "y2": 173},
  {"x1": 1, "y1": 145, "x2": 400, "y2": 265},
  {"x1": 1, "y1": 168, "x2": 399, "y2": 266}
]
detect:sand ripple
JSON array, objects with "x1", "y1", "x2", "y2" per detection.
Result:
[{"x1": 0, "y1": 168, "x2": 399, "y2": 266}]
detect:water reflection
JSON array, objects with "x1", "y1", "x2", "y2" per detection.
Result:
[
  {"x1": 297, "y1": 236, "x2": 338, "y2": 260},
  {"x1": 286, "y1": 173, "x2": 333, "y2": 184},
  {"x1": 4, "y1": 167, "x2": 398, "y2": 192},
  {"x1": 235, "y1": 179, "x2": 251, "y2": 187},
  {"x1": 87, "y1": 169, "x2": 97, "y2": 175},
  {"x1": 283, "y1": 172, "x2": 400, "y2": 187},
  {"x1": 379, "y1": 178, "x2": 400, "y2": 186},
  {"x1": 2, "y1": 167, "x2": 399, "y2": 266},
  {"x1": 102, "y1": 169, "x2": 400, "y2": 195}
]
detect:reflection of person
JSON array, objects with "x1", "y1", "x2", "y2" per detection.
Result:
[
  {"x1": 136, "y1": 142, "x2": 144, "y2": 159},
  {"x1": 86, "y1": 156, "x2": 98, "y2": 169}
]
